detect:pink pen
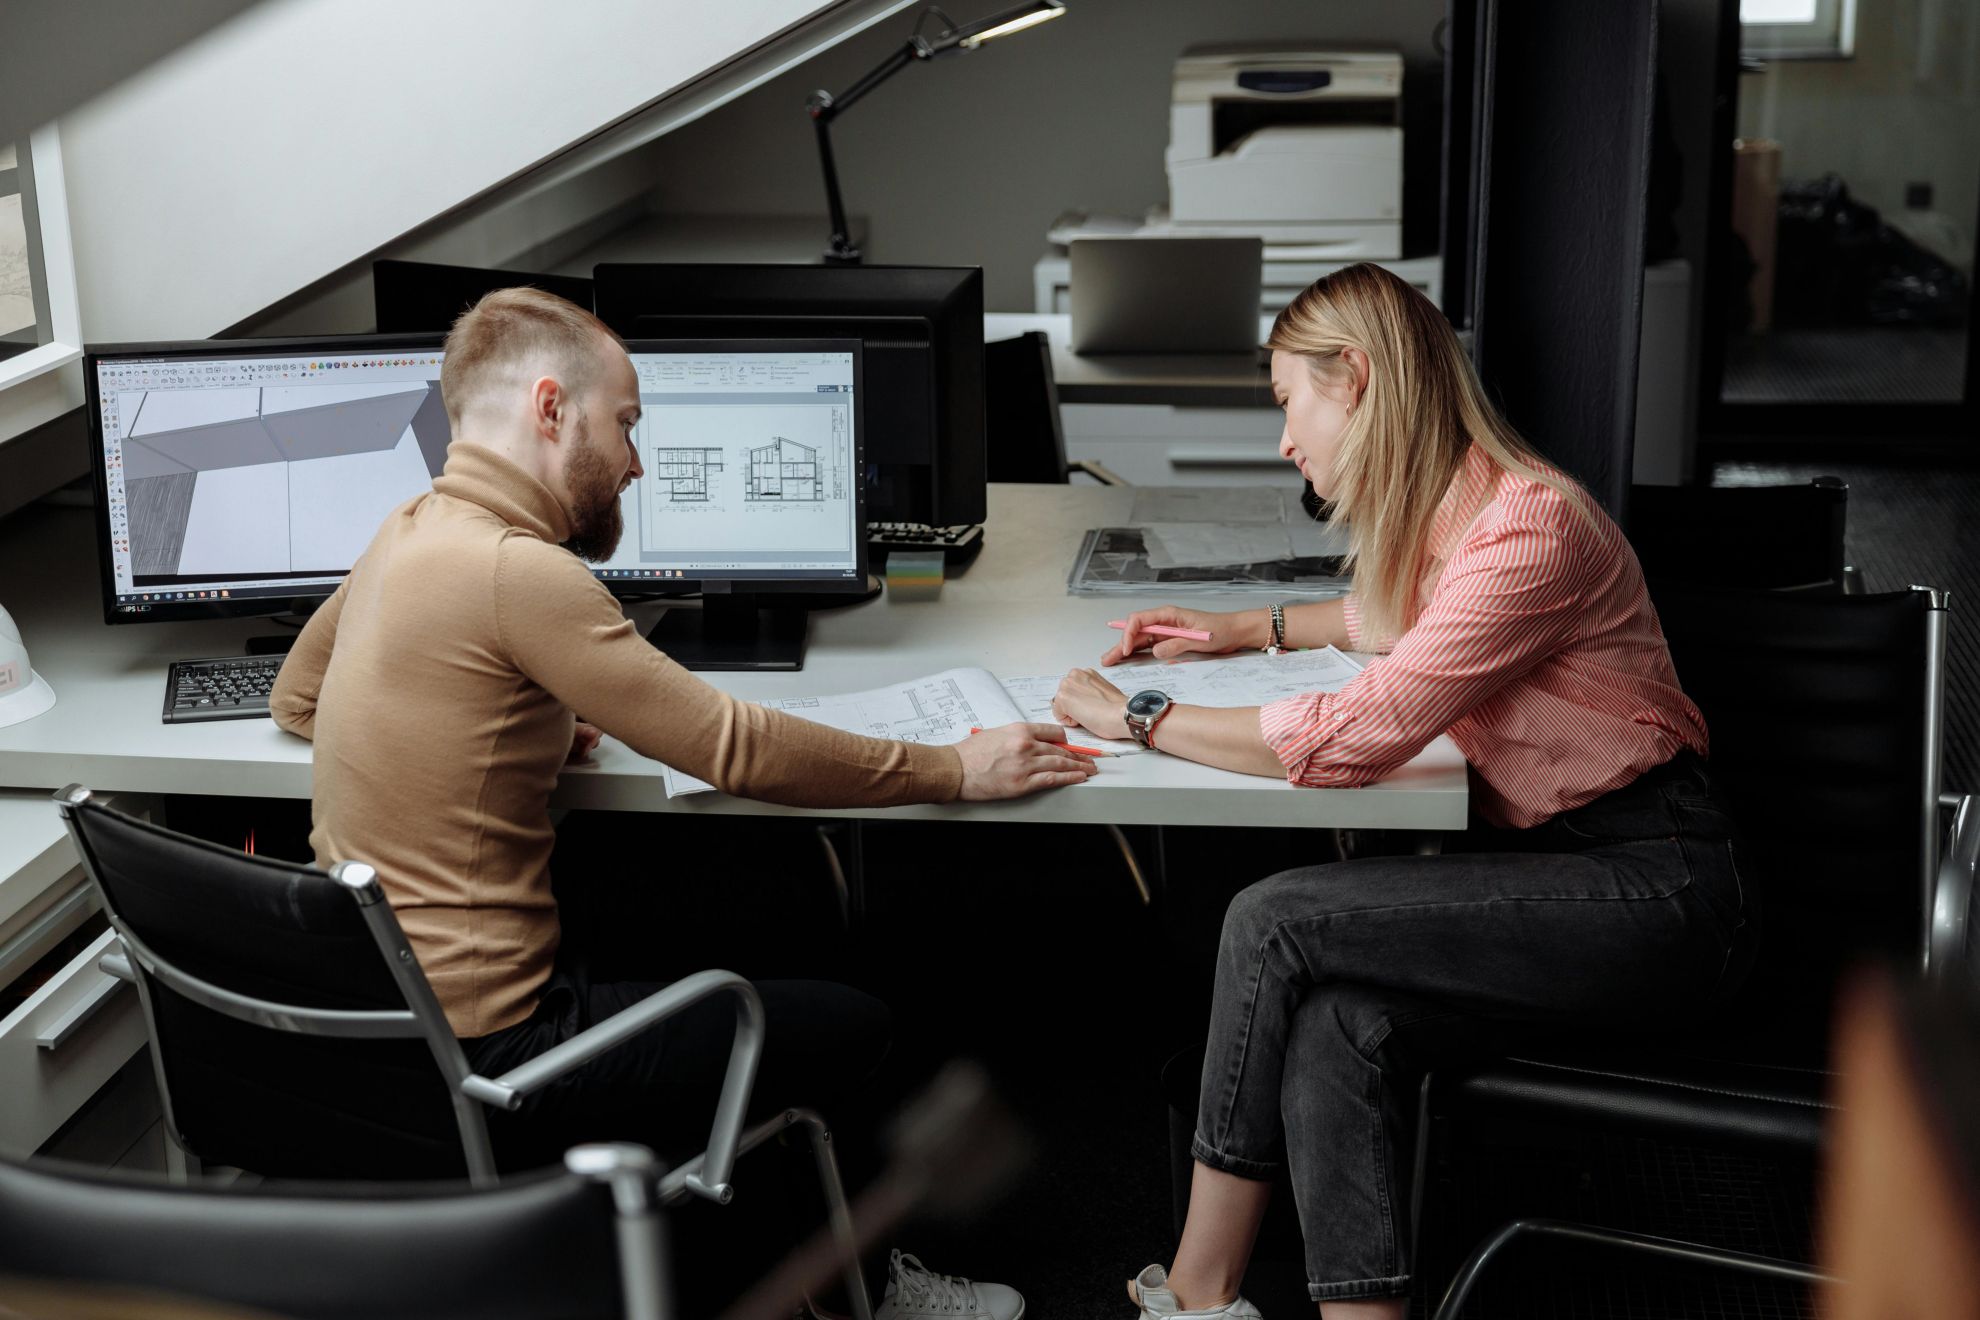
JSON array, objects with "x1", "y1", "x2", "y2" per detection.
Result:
[{"x1": 1109, "y1": 620, "x2": 1214, "y2": 642}]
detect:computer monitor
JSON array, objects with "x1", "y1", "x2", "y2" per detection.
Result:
[
  {"x1": 587, "y1": 338, "x2": 867, "y2": 671},
  {"x1": 373, "y1": 259, "x2": 595, "y2": 333},
  {"x1": 592, "y1": 264, "x2": 984, "y2": 527},
  {"x1": 86, "y1": 335, "x2": 448, "y2": 642}
]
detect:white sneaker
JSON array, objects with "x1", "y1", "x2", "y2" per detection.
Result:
[
  {"x1": 873, "y1": 1249, "x2": 1025, "y2": 1320},
  {"x1": 1128, "y1": 1264, "x2": 1261, "y2": 1318}
]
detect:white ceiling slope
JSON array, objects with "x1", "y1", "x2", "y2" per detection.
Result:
[{"x1": 56, "y1": 0, "x2": 914, "y2": 343}]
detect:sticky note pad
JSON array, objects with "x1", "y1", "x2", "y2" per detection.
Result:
[{"x1": 886, "y1": 550, "x2": 945, "y2": 601}]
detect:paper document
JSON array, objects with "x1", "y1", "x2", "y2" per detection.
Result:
[
  {"x1": 660, "y1": 667, "x2": 1026, "y2": 797},
  {"x1": 657, "y1": 650, "x2": 1366, "y2": 797},
  {"x1": 1102, "y1": 646, "x2": 1365, "y2": 709}
]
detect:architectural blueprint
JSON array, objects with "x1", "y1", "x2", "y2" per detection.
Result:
[
  {"x1": 661, "y1": 668, "x2": 1027, "y2": 797},
  {"x1": 746, "y1": 436, "x2": 823, "y2": 502},
  {"x1": 649, "y1": 447, "x2": 724, "y2": 502},
  {"x1": 657, "y1": 650, "x2": 1368, "y2": 796}
]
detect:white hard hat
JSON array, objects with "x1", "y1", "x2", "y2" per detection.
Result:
[{"x1": 0, "y1": 603, "x2": 56, "y2": 729}]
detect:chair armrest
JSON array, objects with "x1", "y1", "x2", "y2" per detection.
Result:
[
  {"x1": 460, "y1": 969, "x2": 765, "y2": 1204},
  {"x1": 1931, "y1": 792, "x2": 1977, "y2": 980},
  {"x1": 1067, "y1": 458, "x2": 1128, "y2": 486}
]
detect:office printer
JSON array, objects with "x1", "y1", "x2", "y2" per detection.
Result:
[{"x1": 1165, "y1": 46, "x2": 1403, "y2": 258}]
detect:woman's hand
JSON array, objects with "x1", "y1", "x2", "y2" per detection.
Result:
[
  {"x1": 1052, "y1": 668, "x2": 1132, "y2": 741},
  {"x1": 1103, "y1": 606, "x2": 1266, "y2": 666}
]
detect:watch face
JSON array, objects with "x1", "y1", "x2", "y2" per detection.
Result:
[{"x1": 1126, "y1": 690, "x2": 1171, "y2": 718}]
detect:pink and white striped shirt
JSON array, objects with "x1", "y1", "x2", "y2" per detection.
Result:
[{"x1": 1259, "y1": 444, "x2": 1708, "y2": 829}]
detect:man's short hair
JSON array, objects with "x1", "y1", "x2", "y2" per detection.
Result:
[{"x1": 439, "y1": 287, "x2": 624, "y2": 425}]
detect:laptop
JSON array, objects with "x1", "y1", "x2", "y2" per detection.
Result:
[{"x1": 1068, "y1": 236, "x2": 1264, "y2": 354}]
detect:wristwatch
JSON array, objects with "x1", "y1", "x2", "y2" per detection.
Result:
[{"x1": 1124, "y1": 689, "x2": 1175, "y2": 750}]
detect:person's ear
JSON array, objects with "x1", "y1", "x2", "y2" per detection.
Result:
[
  {"x1": 1340, "y1": 346, "x2": 1371, "y2": 406},
  {"x1": 530, "y1": 376, "x2": 564, "y2": 442}
]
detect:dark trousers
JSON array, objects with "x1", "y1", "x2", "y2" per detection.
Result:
[
  {"x1": 461, "y1": 813, "x2": 889, "y2": 1310},
  {"x1": 1193, "y1": 752, "x2": 1758, "y2": 1302},
  {"x1": 461, "y1": 961, "x2": 891, "y2": 1173}
]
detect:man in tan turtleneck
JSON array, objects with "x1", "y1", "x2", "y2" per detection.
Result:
[{"x1": 270, "y1": 289, "x2": 1090, "y2": 1192}]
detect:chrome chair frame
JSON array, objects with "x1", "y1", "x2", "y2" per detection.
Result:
[
  {"x1": 53, "y1": 786, "x2": 872, "y2": 1320},
  {"x1": 1421, "y1": 584, "x2": 1975, "y2": 1319},
  {"x1": 0, "y1": 1139, "x2": 673, "y2": 1320}
]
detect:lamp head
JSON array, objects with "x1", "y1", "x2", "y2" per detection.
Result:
[{"x1": 950, "y1": 0, "x2": 1066, "y2": 49}]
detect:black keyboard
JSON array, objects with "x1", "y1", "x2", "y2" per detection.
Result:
[
  {"x1": 866, "y1": 521, "x2": 986, "y2": 567},
  {"x1": 163, "y1": 655, "x2": 284, "y2": 723}
]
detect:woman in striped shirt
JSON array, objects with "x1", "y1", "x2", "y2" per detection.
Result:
[{"x1": 1052, "y1": 264, "x2": 1754, "y2": 1320}]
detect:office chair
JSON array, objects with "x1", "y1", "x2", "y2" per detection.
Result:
[
  {"x1": 1626, "y1": 476, "x2": 1863, "y2": 592},
  {"x1": 985, "y1": 331, "x2": 1125, "y2": 486},
  {"x1": 50, "y1": 787, "x2": 874, "y2": 1320},
  {"x1": 0, "y1": 1142, "x2": 667, "y2": 1320},
  {"x1": 1415, "y1": 582, "x2": 1976, "y2": 1318}
]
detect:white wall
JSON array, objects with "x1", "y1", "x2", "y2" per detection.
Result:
[
  {"x1": 633, "y1": 0, "x2": 1450, "y2": 311},
  {"x1": 54, "y1": 0, "x2": 912, "y2": 343}
]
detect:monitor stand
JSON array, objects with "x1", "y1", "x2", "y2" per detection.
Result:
[
  {"x1": 645, "y1": 595, "x2": 810, "y2": 672},
  {"x1": 245, "y1": 600, "x2": 324, "y2": 657}
]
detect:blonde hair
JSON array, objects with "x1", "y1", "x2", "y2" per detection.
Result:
[
  {"x1": 1265, "y1": 263, "x2": 1594, "y2": 642},
  {"x1": 439, "y1": 287, "x2": 623, "y2": 427}
]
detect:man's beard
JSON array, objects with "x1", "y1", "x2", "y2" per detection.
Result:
[{"x1": 561, "y1": 415, "x2": 626, "y2": 562}]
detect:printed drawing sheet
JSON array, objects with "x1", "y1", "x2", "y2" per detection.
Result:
[
  {"x1": 1104, "y1": 645, "x2": 1366, "y2": 709},
  {"x1": 660, "y1": 668, "x2": 1027, "y2": 797},
  {"x1": 657, "y1": 648, "x2": 1368, "y2": 797}
]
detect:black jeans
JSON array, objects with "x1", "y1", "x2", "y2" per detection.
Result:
[{"x1": 1192, "y1": 751, "x2": 1757, "y2": 1303}]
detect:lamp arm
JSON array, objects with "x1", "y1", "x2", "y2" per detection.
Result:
[
  {"x1": 811, "y1": 113, "x2": 858, "y2": 264},
  {"x1": 806, "y1": 39, "x2": 928, "y2": 264},
  {"x1": 811, "y1": 39, "x2": 928, "y2": 124}
]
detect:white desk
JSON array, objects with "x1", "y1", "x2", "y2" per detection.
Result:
[{"x1": 0, "y1": 485, "x2": 1466, "y2": 830}]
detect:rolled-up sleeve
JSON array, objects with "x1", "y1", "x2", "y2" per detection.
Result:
[
  {"x1": 1260, "y1": 510, "x2": 1595, "y2": 788},
  {"x1": 1341, "y1": 593, "x2": 1367, "y2": 651}
]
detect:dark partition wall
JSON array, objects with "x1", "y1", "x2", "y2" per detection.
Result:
[{"x1": 1464, "y1": 0, "x2": 1660, "y2": 519}]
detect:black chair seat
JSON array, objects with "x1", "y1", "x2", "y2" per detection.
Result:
[{"x1": 1445, "y1": 1035, "x2": 1836, "y2": 1151}]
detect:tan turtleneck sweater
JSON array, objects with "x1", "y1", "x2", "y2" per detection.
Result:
[{"x1": 271, "y1": 442, "x2": 963, "y2": 1037}]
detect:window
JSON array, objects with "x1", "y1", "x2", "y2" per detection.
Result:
[
  {"x1": 1742, "y1": 0, "x2": 1855, "y2": 60},
  {"x1": 0, "y1": 141, "x2": 41, "y2": 365},
  {"x1": 0, "y1": 123, "x2": 83, "y2": 436}
]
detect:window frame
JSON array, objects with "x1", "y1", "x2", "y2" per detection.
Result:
[
  {"x1": 1741, "y1": 0, "x2": 1856, "y2": 61},
  {"x1": 0, "y1": 122, "x2": 84, "y2": 446}
]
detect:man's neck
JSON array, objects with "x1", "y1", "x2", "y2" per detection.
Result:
[{"x1": 454, "y1": 423, "x2": 555, "y2": 492}]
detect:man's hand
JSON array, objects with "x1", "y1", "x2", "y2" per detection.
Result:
[
  {"x1": 1052, "y1": 669, "x2": 1132, "y2": 741},
  {"x1": 955, "y1": 723, "x2": 1097, "y2": 800},
  {"x1": 567, "y1": 721, "x2": 603, "y2": 764}
]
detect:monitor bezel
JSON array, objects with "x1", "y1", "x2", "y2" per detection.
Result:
[
  {"x1": 372, "y1": 258, "x2": 596, "y2": 333},
  {"x1": 609, "y1": 336, "x2": 868, "y2": 600},
  {"x1": 594, "y1": 264, "x2": 985, "y2": 527},
  {"x1": 85, "y1": 333, "x2": 448, "y2": 627}
]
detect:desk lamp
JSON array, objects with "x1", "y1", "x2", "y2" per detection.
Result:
[
  {"x1": 0, "y1": 603, "x2": 55, "y2": 728},
  {"x1": 806, "y1": 1, "x2": 1066, "y2": 264}
]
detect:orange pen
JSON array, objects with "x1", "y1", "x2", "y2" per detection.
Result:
[{"x1": 968, "y1": 727, "x2": 1116, "y2": 757}]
